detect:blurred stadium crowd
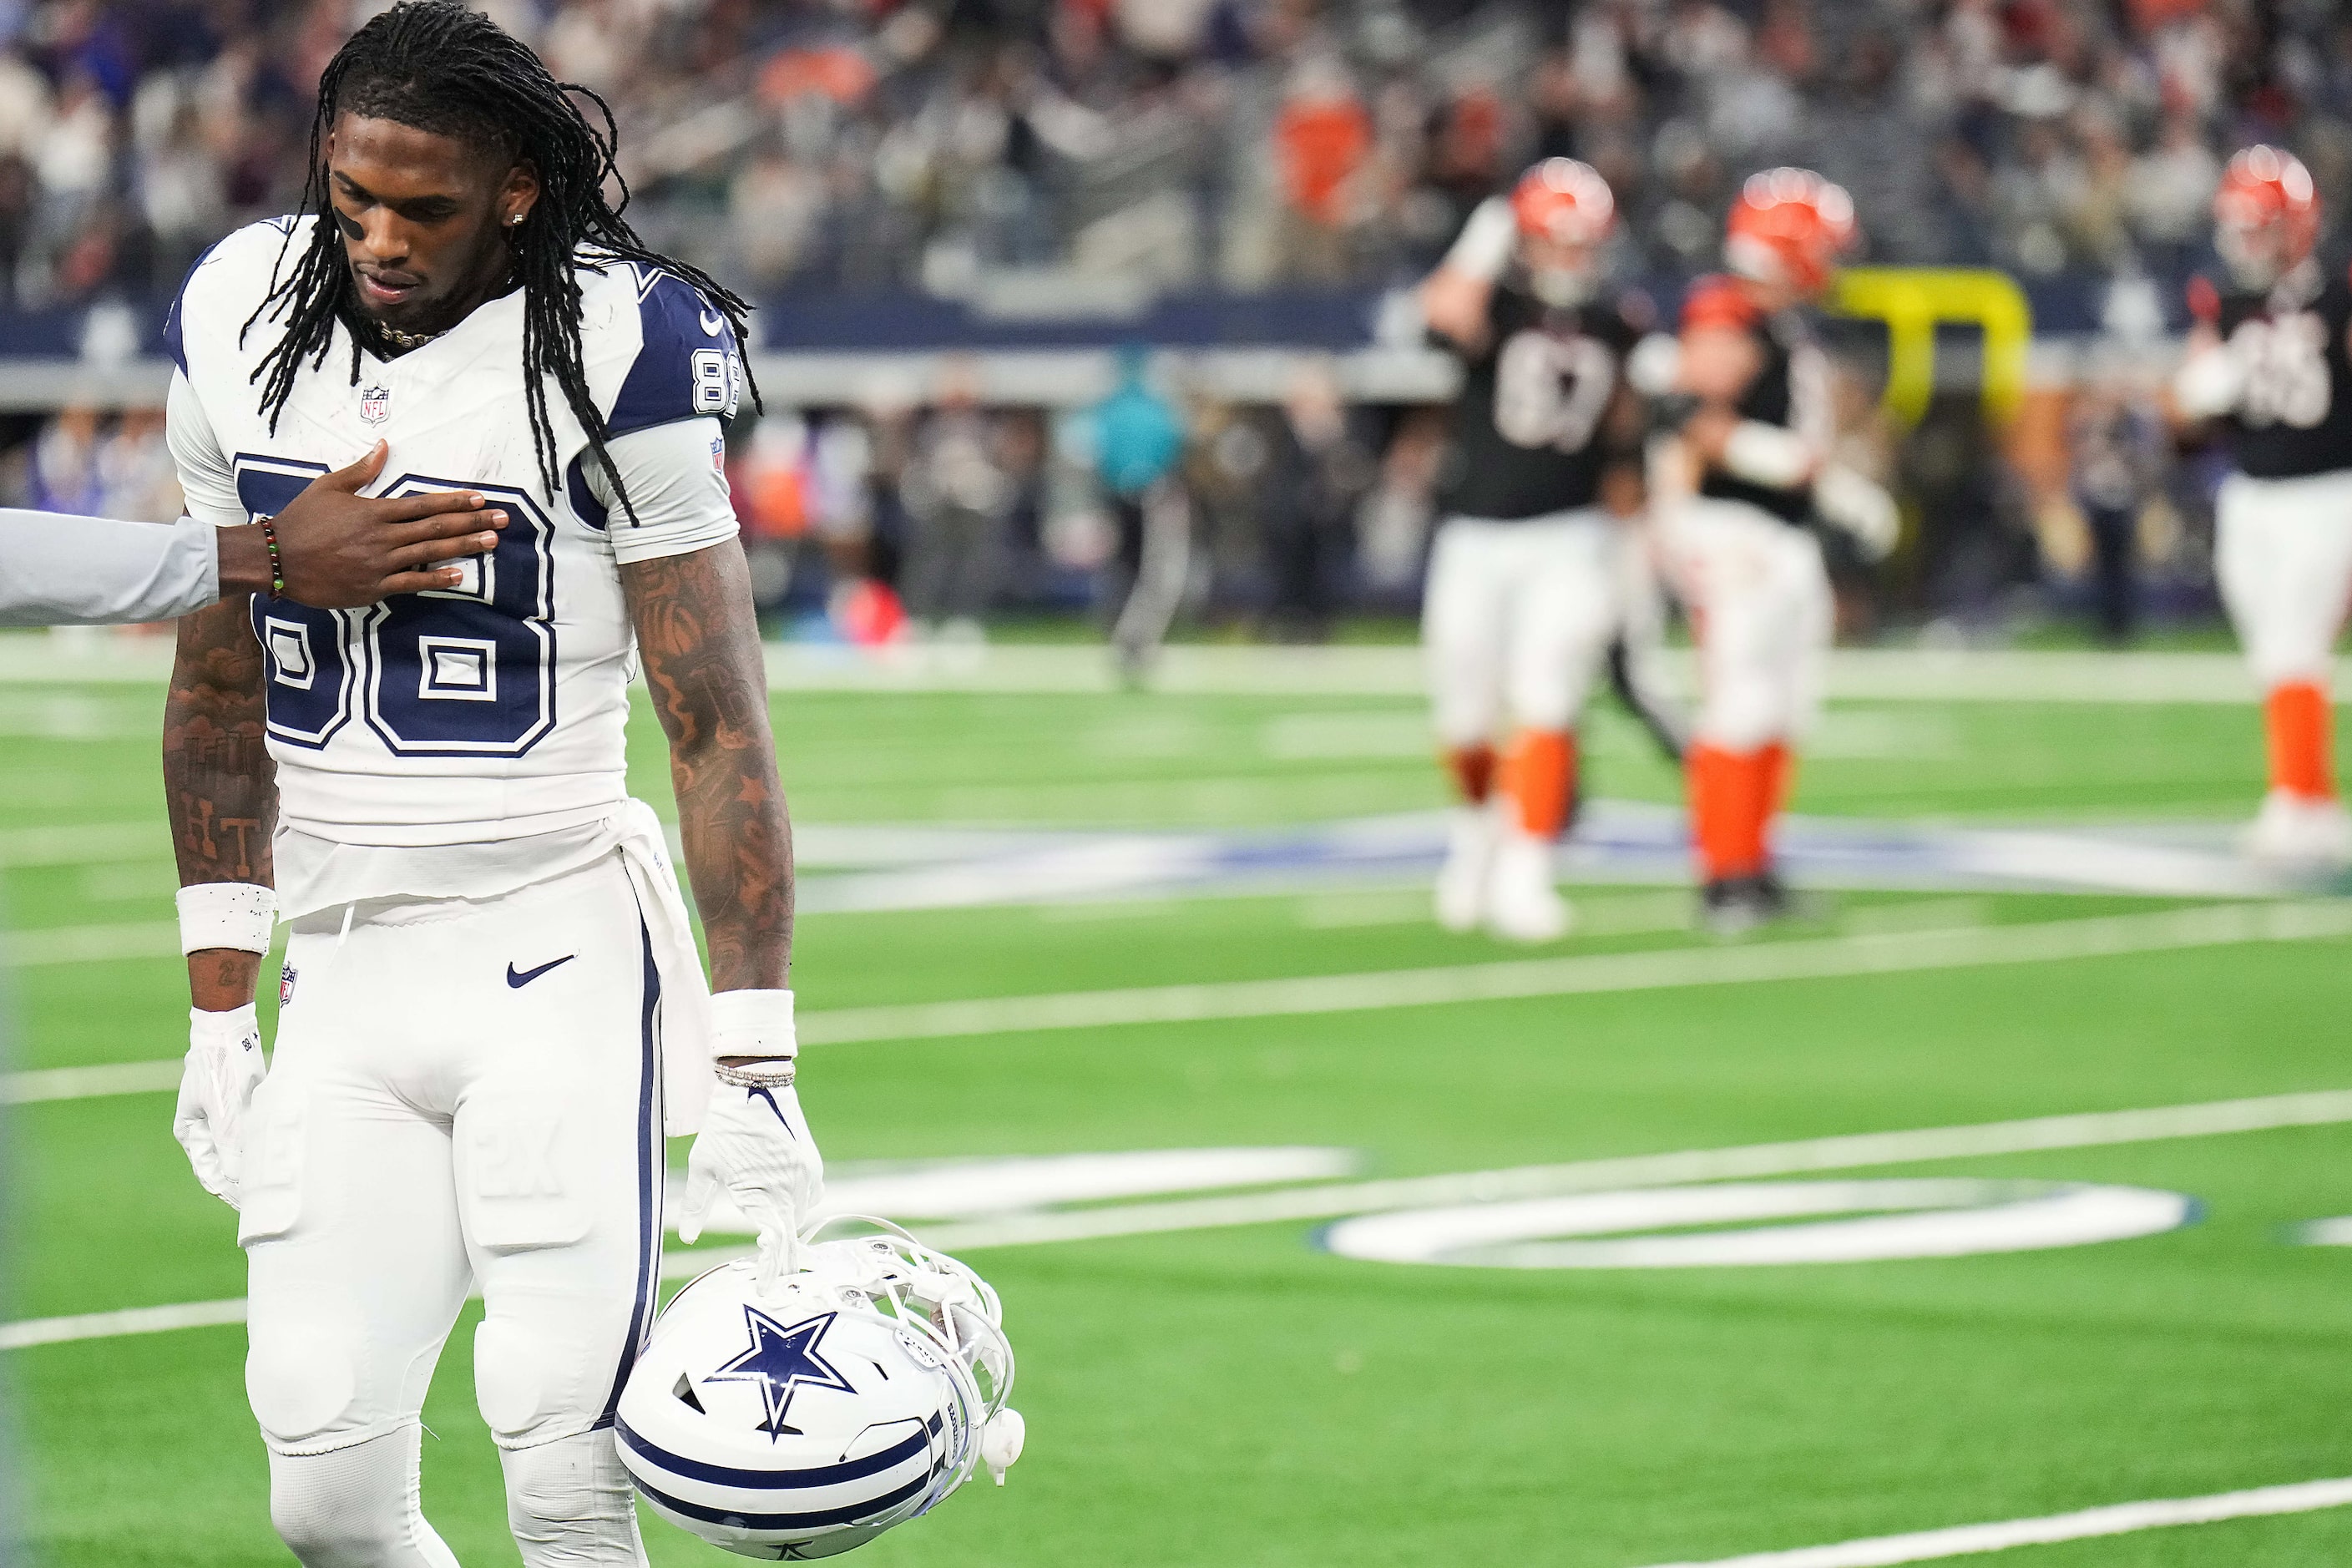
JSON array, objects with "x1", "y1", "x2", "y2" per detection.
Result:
[
  {"x1": 0, "y1": 0, "x2": 2341, "y2": 298},
  {"x1": 0, "y1": 0, "x2": 2343, "y2": 642}
]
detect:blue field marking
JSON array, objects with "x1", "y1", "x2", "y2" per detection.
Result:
[{"x1": 792, "y1": 802, "x2": 2339, "y2": 916}]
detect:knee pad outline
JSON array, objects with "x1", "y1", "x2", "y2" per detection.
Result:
[{"x1": 246, "y1": 1317, "x2": 362, "y2": 1446}]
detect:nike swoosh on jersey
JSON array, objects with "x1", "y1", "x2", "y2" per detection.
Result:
[
  {"x1": 698, "y1": 308, "x2": 726, "y2": 336},
  {"x1": 506, "y1": 954, "x2": 577, "y2": 988}
]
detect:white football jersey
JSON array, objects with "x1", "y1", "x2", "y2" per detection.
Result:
[{"x1": 166, "y1": 216, "x2": 747, "y2": 857}]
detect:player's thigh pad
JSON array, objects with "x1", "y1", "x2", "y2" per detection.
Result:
[
  {"x1": 455, "y1": 860, "x2": 664, "y2": 1448},
  {"x1": 245, "y1": 915, "x2": 473, "y2": 1454},
  {"x1": 1424, "y1": 519, "x2": 1515, "y2": 746},
  {"x1": 2216, "y1": 472, "x2": 2352, "y2": 686},
  {"x1": 1504, "y1": 513, "x2": 1622, "y2": 730}
]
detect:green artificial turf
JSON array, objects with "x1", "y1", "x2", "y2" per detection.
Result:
[{"x1": 6, "y1": 675, "x2": 2352, "y2": 1566}]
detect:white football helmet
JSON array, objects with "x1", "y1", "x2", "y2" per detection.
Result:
[{"x1": 618, "y1": 1220, "x2": 1022, "y2": 1560}]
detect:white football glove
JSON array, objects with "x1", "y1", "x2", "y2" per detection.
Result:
[
  {"x1": 173, "y1": 1004, "x2": 266, "y2": 1207},
  {"x1": 1814, "y1": 463, "x2": 1900, "y2": 562},
  {"x1": 678, "y1": 1075, "x2": 824, "y2": 1292}
]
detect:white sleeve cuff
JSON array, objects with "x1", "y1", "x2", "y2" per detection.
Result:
[
  {"x1": 711, "y1": 988, "x2": 796, "y2": 1060},
  {"x1": 592, "y1": 417, "x2": 743, "y2": 564},
  {"x1": 1720, "y1": 421, "x2": 1817, "y2": 488}
]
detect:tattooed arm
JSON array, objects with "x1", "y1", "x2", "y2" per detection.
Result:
[
  {"x1": 621, "y1": 539, "x2": 793, "y2": 1007},
  {"x1": 163, "y1": 594, "x2": 276, "y2": 1011}
]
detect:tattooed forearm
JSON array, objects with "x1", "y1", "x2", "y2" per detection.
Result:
[
  {"x1": 620, "y1": 541, "x2": 794, "y2": 994},
  {"x1": 163, "y1": 594, "x2": 276, "y2": 1010}
]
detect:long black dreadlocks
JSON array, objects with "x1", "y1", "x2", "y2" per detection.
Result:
[{"x1": 242, "y1": 0, "x2": 760, "y2": 523}]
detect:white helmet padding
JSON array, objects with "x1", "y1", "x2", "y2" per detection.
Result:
[{"x1": 617, "y1": 1219, "x2": 1018, "y2": 1560}]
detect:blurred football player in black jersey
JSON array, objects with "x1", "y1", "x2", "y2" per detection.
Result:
[
  {"x1": 1416, "y1": 159, "x2": 1651, "y2": 943},
  {"x1": 2172, "y1": 146, "x2": 2352, "y2": 867},
  {"x1": 1651, "y1": 169, "x2": 1897, "y2": 933}
]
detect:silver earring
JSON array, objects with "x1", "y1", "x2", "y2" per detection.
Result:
[{"x1": 508, "y1": 214, "x2": 525, "y2": 226}]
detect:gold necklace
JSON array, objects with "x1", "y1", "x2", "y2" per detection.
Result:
[{"x1": 379, "y1": 324, "x2": 443, "y2": 352}]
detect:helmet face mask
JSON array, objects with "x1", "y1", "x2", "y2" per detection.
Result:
[
  {"x1": 1520, "y1": 232, "x2": 1601, "y2": 306},
  {"x1": 618, "y1": 1221, "x2": 1019, "y2": 1560}
]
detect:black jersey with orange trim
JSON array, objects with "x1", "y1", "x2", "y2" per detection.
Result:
[
  {"x1": 2193, "y1": 262, "x2": 2352, "y2": 480},
  {"x1": 1681, "y1": 275, "x2": 1826, "y2": 525},
  {"x1": 1436, "y1": 282, "x2": 1642, "y2": 521}
]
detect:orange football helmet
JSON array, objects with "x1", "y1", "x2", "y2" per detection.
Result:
[
  {"x1": 2214, "y1": 144, "x2": 2319, "y2": 290},
  {"x1": 1723, "y1": 168, "x2": 1856, "y2": 297},
  {"x1": 1510, "y1": 157, "x2": 1616, "y2": 245}
]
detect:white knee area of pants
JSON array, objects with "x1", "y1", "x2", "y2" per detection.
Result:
[
  {"x1": 246, "y1": 1316, "x2": 362, "y2": 1449},
  {"x1": 499, "y1": 1428, "x2": 647, "y2": 1567},
  {"x1": 268, "y1": 1427, "x2": 459, "y2": 1568},
  {"x1": 2217, "y1": 473, "x2": 2352, "y2": 686},
  {"x1": 476, "y1": 1314, "x2": 566, "y2": 1444}
]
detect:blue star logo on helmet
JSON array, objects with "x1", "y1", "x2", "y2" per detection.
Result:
[{"x1": 705, "y1": 1308, "x2": 857, "y2": 1439}]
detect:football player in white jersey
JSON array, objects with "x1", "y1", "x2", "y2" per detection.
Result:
[{"x1": 160, "y1": 6, "x2": 817, "y2": 1564}]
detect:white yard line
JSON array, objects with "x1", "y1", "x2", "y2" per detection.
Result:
[
  {"x1": 12, "y1": 1085, "x2": 2352, "y2": 1348},
  {"x1": 3, "y1": 1058, "x2": 181, "y2": 1103},
  {"x1": 1630, "y1": 1475, "x2": 2352, "y2": 1567},
  {"x1": 12, "y1": 900, "x2": 2352, "y2": 1105},
  {"x1": 791, "y1": 900, "x2": 2352, "y2": 1048},
  {"x1": 3, "y1": 920, "x2": 182, "y2": 966},
  {"x1": 0, "y1": 1297, "x2": 246, "y2": 1351}
]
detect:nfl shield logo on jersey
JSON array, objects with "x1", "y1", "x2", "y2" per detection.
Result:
[{"x1": 360, "y1": 384, "x2": 391, "y2": 425}]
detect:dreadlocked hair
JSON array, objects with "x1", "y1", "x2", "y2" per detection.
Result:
[{"x1": 242, "y1": 0, "x2": 760, "y2": 523}]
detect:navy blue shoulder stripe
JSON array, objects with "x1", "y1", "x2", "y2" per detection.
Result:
[
  {"x1": 609, "y1": 271, "x2": 741, "y2": 439},
  {"x1": 615, "y1": 1412, "x2": 941, "y2": 1491},
  {"x1": 625, "y1": 1468, "x2": 932, "y2": 1531}
]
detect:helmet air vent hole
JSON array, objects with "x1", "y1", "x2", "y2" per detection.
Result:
[{"x1": 672, "y1": 1374, "x2": 706, "y2": 1413}]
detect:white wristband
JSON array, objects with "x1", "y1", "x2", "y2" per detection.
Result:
[
  {"x1": 177, "y1": 883, "x2": 277, "y2": 955},
  {"x1": 711, "y1": 988, "x2": 797, "y2": 1061},
  {"x1": 1720, "y1": 420, "x2": 1817, "y2": 488}
]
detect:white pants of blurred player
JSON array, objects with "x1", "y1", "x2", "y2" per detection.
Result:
[
  {"x1": 1657, "y1": 496, "x2": 1831, "y2": 883},
  {"x1": 2215, "y1": 469, "x2": 2352, "y2": 829},
  {"x1": 241, "y1": 854, "x2": 660, "y2": 1568},
  {"x1": 1422, "y1": 509, "x2": 1623, "y2": 938}
]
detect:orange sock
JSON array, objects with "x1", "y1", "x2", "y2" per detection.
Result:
[
  {"x1": 2265, "y1": 683, "x2": 2334, "y2": 801},
  {"x1": 1689, "y1": 743, "x2": 1768, "y2": 881},
  {"x1": 1443, "y1": 742, "x2": 1497, "y2": 805},
  {"x1": 1507, "y1": 729, "x2": 1576, "y2": 839},
  {"x1": 1758, "y1": 740, "x2": 1794, "y2": 864}
]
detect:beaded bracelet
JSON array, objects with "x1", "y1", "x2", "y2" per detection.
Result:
[{"x1": 259, "y1": 515, "x2": 286, "y2": 597}]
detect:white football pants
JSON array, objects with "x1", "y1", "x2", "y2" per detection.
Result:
[
  {"x1": 1660, "y1": 497, "x2": 1831, "y2": 749},
  {"x1": 242, "y1": 854, "x2": 663, "y2": 1567},
  {"x1": 1424, "y1": 510, "x2": 1624, "y2": 745},
  {"x1": 2215, "y1": 469, "x2": 2352, "y2": 687}
]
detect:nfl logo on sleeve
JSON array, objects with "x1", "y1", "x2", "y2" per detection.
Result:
[
  {"x1": 360, "y1": 385, "x2": 390, "y2": 426},
  {"x1": 280, "y1": 964, "x2": 298, "y2": 1006}
]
